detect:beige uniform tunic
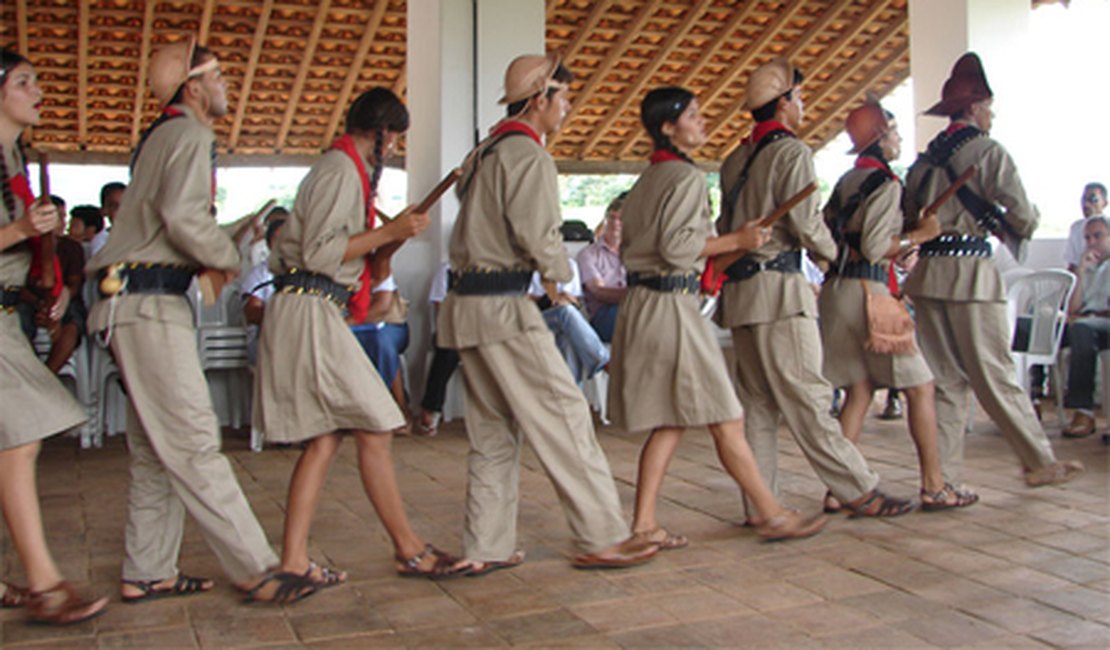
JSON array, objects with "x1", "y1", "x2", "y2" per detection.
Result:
[
  {"x1": 818, "y1": 165, "x2": 933, "y2": 389},
  {"x1": 253, "y1": 150, "x2": 404, "y2": 442},
  {"x1": 0, "y1": 147, "x2": 86, "y2": 450},
  {"x1": 608, "y1": 160, "x2": 741, "y2": 432},
  {"x1": 438, "y1": 129, "x2": 629, "y2": 559},
  {"x1": 903, "y1": 126, "x2": 1056, "y2": 482},
  {"x1": 718, "y1": 132, "x2": 878, "y2": 509},
  {"x1": 87, "y1": 105, "x2": 278, "y2": 584}
]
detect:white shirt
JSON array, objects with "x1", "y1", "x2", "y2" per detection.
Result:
[
  {"x1": 530, "y1": 258, "x2": 583, "y2": 298},
  {"x1": 428, "y1": 262, "x2": 450, "y2": 304}
]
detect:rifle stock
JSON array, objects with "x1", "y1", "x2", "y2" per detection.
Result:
[{"x1": 37, "y1": 150, "x2": 56, "y2": 290}]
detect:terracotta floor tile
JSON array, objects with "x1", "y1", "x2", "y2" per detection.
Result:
[
  {"x1": 895, "y1": 608, "x2": 1010, "y2": 648},
  {"x1": 1029, "y1": 620, "x2": 1110, "y2": 647},
  {"x1": 97, "y1": 625, "x2": 198, "y2": 649},
  {"x1": 484, "y1": 609, "x2": 594, "y2": 645},
  {"x1": 787, "y1": 568, "x2": 890, "y2": 600},
  {"x1": 374, "y1": 594, "x2": 478, "y2": 631},
  {"x1": 398, "y1": 624, "x2": 508, "y2": 647},
  {"x1": 964, "y1": 596, "x2": 1086, "y2": 634},
  {"x1": 287, "y1": 607, "x2": 392, "y2": 642}
]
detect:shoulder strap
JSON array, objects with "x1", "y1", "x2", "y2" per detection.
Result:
[
  {"x1": 129, "y1": 110, "x2": 186, "y2": 175},
  {"x1": 920, "y1": 126, "x2": 1008, "y2": 235},
  {"x1": 830, "y1": 169, "x2": 891, "y2": 252},
  {"x1": 719, "y1": 129, "x2": 794, "y2": 223},
  {"x1": 457, "y1": 130, "x2": 531, "y2": 198}
]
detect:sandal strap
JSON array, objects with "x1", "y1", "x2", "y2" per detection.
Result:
[
  {"x1": 399, "y1": 544, "x2": 436, "y2": 570},
  {"x1": 173, "y1": 574, "x2": 210, "y2": 594}
]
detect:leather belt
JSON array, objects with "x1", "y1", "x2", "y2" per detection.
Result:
[
  {"x1": 724, "y1": 250, "x2": 802, "y2": 282},
  {"x1": 448, "y1": 269, "x2": 531, "y2": 296},
  {"x1": 274, "y1": 269, "x2": 353, "y2": 307},
  {"x1": 627, "y1": 272, "x2": 700, "y2": 294},
  {"x1": 1, "y1": 286, "x2": 20, "y2": 311}
]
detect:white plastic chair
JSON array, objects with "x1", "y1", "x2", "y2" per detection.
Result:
[
  {"x1": 90, "y1": 341, "x2": 126, "y2": 448},
  {"x1": 583, "y1": 344, "x2": 611, "y2": 425},
  {"x1": 32, "y1": 328, "x2": 97, "y2": 447},
  {"x1": 1007, "y1": 269, "x2": 1076, "y2": 428},
  {"x1": 197, "y1": 325, "x2": 252, "y2": 431}
]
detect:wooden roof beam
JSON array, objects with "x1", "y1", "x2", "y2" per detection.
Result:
[
  {"x1": 556, "y1": 0, "x2": 661, "y2": 151},
  {"x1": 557, "y1": 0, "x2": 614, "y2": 65},
  {"x1": 698, "y1": 0, "x2": 840, "y2": 147},
  {"x1": 198, "y1": 0, "x2": 218, "y2": 46},
  {"x1": 802, "y1": 38, "x2": 908, "y2": 141},
  {"x1": 77, "y1": 0, "x2": 90, "y2": 148},
  {"x1": 612, "y1": 1, "x2": 762, "y2": 158},
  {"x1": 578, "y1": 0, "x2": 712, "y2": 158},
  {"x1": 229, "y1": 0, "x2": 275, "y2": 151},
  {"x1": 320, "y1": 1, "x2": 390, "y2": 148},
  {"x1": 129, "y1": 0, "x2": 157, "y2": 147},
  {"x1": 275, "y1": 0, "x2": 331, "y2": 153},
  {"x1": 15, "y1": 0, "x2": 28, "y2": 57}
]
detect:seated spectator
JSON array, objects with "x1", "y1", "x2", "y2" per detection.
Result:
[
  {"x1": 1065, "y1": 183, "x2": 1107, "y2": 273},
  {"x1": 577, "y1": 192, "x2": 628, "y2": 342},
  {"x1": 69, "y1": 204, "x2": 105, "y2": 259},
  {"x1": 1062, "y1": 216, "x2": 1110, "y2": 438},
  {"x1": 241, "y1": 216, "x2": 286, "y2": 365},
  {"x1": 529, "y1": 258, "x2": 609, "y2": 387},
  {"x1": 351, "y1": 275, "x2": 411, "y2": 433},
  {"x1": 89, "y1": 182, "x2": 125, "y2": 257},
  {"x1": 417, "y1": 262, "x2": 456, "y2": 436}
]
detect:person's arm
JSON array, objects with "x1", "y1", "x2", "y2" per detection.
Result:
[
  {"x1": 582, "y1": 280, "x2": 626, "y2": 304},
  {"x1": 0, "y1": 201, "x2": 57, "y2": 252},
  {"x1": 1068, "y1": 253, "x2": 1095, "y2": 317},
  {"x1": 243, "y1": 296, "x2": 265, "y2": 325},
  {"x1": 343, "y1": 210, "x2": 429, "y2": 262},
  {"x1": 780, "y1": 145, "x2": 836, "y2": 263}
]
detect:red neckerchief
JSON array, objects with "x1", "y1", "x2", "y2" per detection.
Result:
[
  {"x1": 10, "y1": 170, "x2": 63, "y2": 297},
  {"x1": 330, "y1": 134, "x2": 376, "y2": 323},
  {"x1": 946, "y1": 121, "x2": 975, "y2": 136},
  {"x1": 745, "y1": 120, "x2": 794, "y2": 146},
  {"x1": 490, "y1": 120, "x2": 542, "y2": 145},
  {"x1": 649, "y1": 149, "x2": 685, "y2": 165},
  {"x1": 854, "y1": 155, "x2": 899, "y2": 181}
]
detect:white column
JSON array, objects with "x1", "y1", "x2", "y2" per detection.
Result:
[
  {"x1": 909, "y1": 0, "x2": 1032, "y2": 153},
  {"x1": 401, "y1": 0, "x2": 544, "y2": 408}
]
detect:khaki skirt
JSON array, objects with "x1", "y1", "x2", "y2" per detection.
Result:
[
  {"x1": 608, "y1": 286, "x2": 741, "y2": 433},
  {"x1": 253, "y1": 292, "x2": 405, "y2": 443}
]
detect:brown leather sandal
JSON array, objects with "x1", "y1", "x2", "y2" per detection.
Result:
[
  {"x1": 920, "y1": 483, "x2": 979, "y2": 511},
  {"x1": 26, "y1": 582, "x2": 108, "y2": 625},
  {"x1": 395, "y1": 544, "x2": 464, "y2": 580},
  {"x1": 1, "y1": 581, "x2": 29, "y2": 608}
]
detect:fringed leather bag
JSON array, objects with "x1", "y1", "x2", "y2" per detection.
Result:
[{"x1": 861, "y1": 280, "x2": 917, "y2": 355}]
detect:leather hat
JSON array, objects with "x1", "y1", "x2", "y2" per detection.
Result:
[
  {"x1": 846, "y1": 95, "x2": 892, "y2": 154},
  {"x1": 746, "y1": 57, "x2": 795, "y2": 111},
  {"x1": 149, "y1": 35, "x2": 218, "y2": 106},
  {"x1": 499, "y1": 52, "x2": 565, "y2": 105},
  {"x1": 924, "y1": 52, "x2": 992, "y2": 117}
]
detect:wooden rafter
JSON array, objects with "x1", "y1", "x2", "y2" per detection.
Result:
[
  {"x1": 578, "y1": 0, "x2": 712, "y2": 158},
  {"x1": 15, "y1": 0, "x2": 28, "y2": 58},
  {"x1": 130, "y1": 0, "x2": 157, "y2": 147},
  {"x1": 556, "y1": 0, "x2": 660, "y2": 151},
  {"x1": 228, "y1": 0, "x2": 275, "y2": 151},
  {"x1": 556, "y1": 0, "x2": 614, "y2": 65},
  {"x1": 275, "y1": 0, "x2": 332, "y2": 153},
  {"x1": 320, "y1": 0, "x2": 390, "y2": 148},
  {"x1": 802, "y1": 34, "x2": 907, "y2": 139},
  {"x1": 613, "y1": 1, "x2": 762, "y2": 158},
  {"x1": 77, "y1": 0, "x2": 89, "y2": 147},
  {"x1": 198, "y1": 0, "x2": 217, "y2": 46}
]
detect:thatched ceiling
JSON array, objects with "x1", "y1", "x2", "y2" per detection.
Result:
[{"x1": 1, "y1": 0, "x2": 910, "y2": 168}]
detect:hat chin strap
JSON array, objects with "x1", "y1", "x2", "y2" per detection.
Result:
[{"x1": 187, "y1": 58, "x2": 219, "y2": 80}]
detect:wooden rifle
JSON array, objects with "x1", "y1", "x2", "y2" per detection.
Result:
[
  {"x1": 701, "y1": 182, "x2": 818, "y2": 295},
  {"x1": 370, "y1": 168, "x2": 462, "y2": 286},
  {"x1": 37, "y1": 150, "x2": 55, "y2": 290}
]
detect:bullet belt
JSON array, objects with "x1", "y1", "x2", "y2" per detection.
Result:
[
  {"x1": 1, "y1": 286, "x2": 20, "y2": 311},
  {"x1": 448, "y1": 269, "x2": 531, "y2": 295},
  {"x1": 274, "y1": 269, "x2": 353, "y2": 308},
  {"x1": 919, "y1": 235, "x2": 992, "y2": 258},
  {"x1": 724, "y1": 250, "x2": 802, "y2": 282},
  {"x1": 830, "y1": 260, "x2": 887, "y2": 283},
  {"x1": 97, "y1": 263, "x2": 196, "y2": 297},
  {"x1": 627, "y1": 272, "x2": 700, "y2": 294}
]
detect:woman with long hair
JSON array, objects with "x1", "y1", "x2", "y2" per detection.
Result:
[
  {"x1": 254, "y1": 87, "x2": 461, "y2": 586},
  {"x1": 0, "y1": 47, "x2": 108, "y2": 624},
  {"x1": 609, "y1": 86, "x2": 827, "y2": 547}
]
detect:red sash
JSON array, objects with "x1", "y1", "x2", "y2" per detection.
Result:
[
  {"x1": 330, "y1": 134, "x2": 376, "y2": 323},
  {"x1": 12, "y1": 171, "x2": 62, "y2": 297}
]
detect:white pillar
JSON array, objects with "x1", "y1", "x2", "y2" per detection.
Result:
[
  {"x1": 909, "y1": 0, "x2": 1032, "y2": 153},
  {"x1": 402, "y1": 0, "x2": 544, "y2": 408}
]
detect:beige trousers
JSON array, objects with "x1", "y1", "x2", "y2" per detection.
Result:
[
  {"x1": 111, "y1": 319, "x2": 278, "y2": 583},
  {"x1": 913, "y1": 297, "x2": 1056, "y2": 483},
  {"x1": 731, "y1": 316, "x2": 879, "y2": 512},
  {"x1": 458, "y1": 329, "x2": 628, "y2": 560}
]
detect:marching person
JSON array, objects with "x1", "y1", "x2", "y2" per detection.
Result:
[
  {"x1": 87, "y1": 37, "x2": 310, "y2": 605},
  {"x1": 819, "y1": 98, "x2": 977, "y2": 511},
  {"x1": 903, "y1": 52, "x2": 1083, "y2": 487},
  {"x1": 0, "y1": 47, "x2": 108, "y2": 625},
  {"x1": 717, "y1": 58, "x2": 913, "y2": 520},
  {"x1": 255, "y1": 88, "x2": 461, "y2": 581},
  {"x1": 610, "y1": 86, "x2": 827, "y2": 546},
  {"x1": 438, "y1": 53, "x2": 658, "y2": 575}
]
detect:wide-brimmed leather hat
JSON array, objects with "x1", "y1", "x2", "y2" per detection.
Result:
[
  {"x1": 924, "y1": 52, "x2": 992, "y2": 117},
  {"x1": 498, "y1": 52, "x2": 566, "y2": 105},
  {"x1": 745, "y1": 57, "x2": 796, "y2": 111},
  {"x1": 149, "y1": 35, "x2": 218, "y2": 106},
  {"x1": 846, "y1": 95, "x2": 892, "y2": 154}
]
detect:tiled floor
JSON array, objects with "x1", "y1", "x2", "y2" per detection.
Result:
[{"x1": 1, "y1": 399, "x2": 1107, "y2": 648}]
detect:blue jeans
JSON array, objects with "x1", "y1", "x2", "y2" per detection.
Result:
[
  {"x1": 351, "y1": 323, "x2": 410, "y2": 384},
  {"x1": 543, "y1": 305, "x2": 609, "y2": 386},
  {"x1": 589, "y1": 303, "x2": 619, "y2": 343},
  {"x1": 1064, "y1": 317, "x2": 1110, "y2": 409}
]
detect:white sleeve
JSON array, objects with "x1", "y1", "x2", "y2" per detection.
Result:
[
  {"x1": 561, "y1": 258, "x2": 584, "y2": 297},
  {"x1": 428, "y1": 262, "x2": 449, "y2": 303},
  {"x1": 528, "y1": 271, "x2": 544, "y2": 297},
  {"x1": 373, "y1": 274, "x2": 397, "y2": 293}
]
